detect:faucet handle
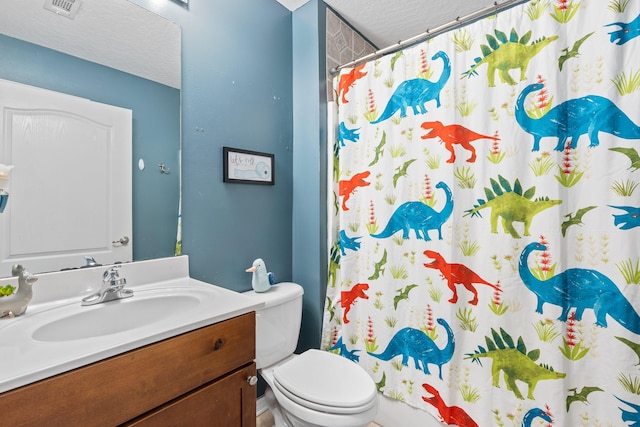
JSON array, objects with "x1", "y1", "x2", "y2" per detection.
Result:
[
  {"x1": 103, "y1": 266, "x2": 126, "y2": 288},
  {"x1": 103, "y1": 265, "x2": 119, "y2": 279}
]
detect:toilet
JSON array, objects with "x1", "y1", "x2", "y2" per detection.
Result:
[{"x1": 244, "y1": 282, "x2": 378, "y2": 427}]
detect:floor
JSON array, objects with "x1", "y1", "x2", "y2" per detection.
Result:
[
  {"x1": 256, "y1": 410, "x2": 274, "y2": 427},
  {"x1": 256, "y1": 410, "x2": 381, "y2": 427}
]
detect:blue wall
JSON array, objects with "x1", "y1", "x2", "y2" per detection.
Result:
[
  {"x1": 132, "y1": 0, "x2": 295, "y2": 293},
  {"x1": 132, "y1": 0, "x2": 329, "y2": 350},
  {"x1": 0, "y1": 34, "x2": 180, "y2": 263},
  {"x1": 292, "y1": 0, "x2": 328, "y2": 352}
]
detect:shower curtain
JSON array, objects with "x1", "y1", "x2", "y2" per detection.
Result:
[{"x1": 322, "y1": 1, "x2": 640, "y2": 425}]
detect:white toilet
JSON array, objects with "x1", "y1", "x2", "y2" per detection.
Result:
[{"x1": 244, "y1": 282, "x2": 378, "y2": 427}]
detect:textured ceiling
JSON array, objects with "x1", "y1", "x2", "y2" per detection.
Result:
[
  {"x1": 0, "y1": 0, "x2": 181, "y2": 88},
  {"x1": 2, "y1": 0, "x2": 515, "y2": 88},
  {"x1": 277, "y1": 0, "x2": 509, "y2": 48}
]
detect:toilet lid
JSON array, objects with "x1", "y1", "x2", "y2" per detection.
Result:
[{"x1": 273, "y1": 349, "x2": 377, "y2": 409}]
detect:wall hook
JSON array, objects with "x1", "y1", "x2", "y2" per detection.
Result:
[{"x1": 159, "y1": 163, "x2": 170, "y2": 174}]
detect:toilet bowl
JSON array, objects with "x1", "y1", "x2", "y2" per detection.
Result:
[{"x1": 243, "y1": 282, "x2": 378, "y2": 427}]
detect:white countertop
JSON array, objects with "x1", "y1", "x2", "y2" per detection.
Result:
[{"x1": 0, "y1": 256, "x2": 262, "y2": 393}]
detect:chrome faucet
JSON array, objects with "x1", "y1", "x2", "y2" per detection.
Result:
[{"x1": 81, "y1": 265, "x2": 133, "y2": 306}]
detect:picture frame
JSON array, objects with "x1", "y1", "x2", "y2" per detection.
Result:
[{"x1": 223, "y1": 147, "x2": 275, "y2": 185}]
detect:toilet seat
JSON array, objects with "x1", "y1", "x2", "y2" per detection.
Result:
[
  {"x1": 272, "y1": 349, "x2": 378, "y2": 414},
  {"x1": 268, "y1": 380, "x2": 379, "y2": 427}
]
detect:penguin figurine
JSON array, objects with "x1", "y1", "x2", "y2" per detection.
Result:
[{"x1": 246, "y1": 258, "x2": 275, "y2": 292}]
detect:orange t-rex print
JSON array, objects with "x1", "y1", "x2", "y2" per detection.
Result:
[
  {"x1": 337, "y1": 63, "x2": 367, "y2": 104},
  {"x1": 423, "y1": 250, "x2": 501, "y2": 305},
  {"x1": 341, "y1": 283, "x2": 369, "y2": 324},
  {"x1": 339, "y1": 171, "x2": 370, "y2": 211},
  {"x1": 422, "y1": 384, "x2": 478, "y2": 427},
  {"x1": 420, "y1": 120, "x2": 499, "y2": 163}
]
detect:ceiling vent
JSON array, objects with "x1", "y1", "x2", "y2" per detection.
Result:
[{"x1": 44, "y1": 0, "x2": 82, "y2": 19}]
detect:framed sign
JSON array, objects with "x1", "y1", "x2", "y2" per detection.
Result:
[{"x1": 223, "y1": 147, "x2": 274, "y2": 185}]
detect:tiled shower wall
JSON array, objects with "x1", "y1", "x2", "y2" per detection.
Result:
[{"x1": 325, "y1": 8, "x2": 376, "y2": 102}]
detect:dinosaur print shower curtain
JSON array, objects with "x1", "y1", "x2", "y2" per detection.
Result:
[{"x1": 322, "y1": 1, "x2": 640, "y2": 425}]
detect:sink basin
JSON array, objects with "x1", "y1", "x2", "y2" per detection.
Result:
[{"x1": 32, "y1": 293, "x2": 200, "y2": 342}]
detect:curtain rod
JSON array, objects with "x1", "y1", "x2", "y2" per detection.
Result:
[{"x1": 329, "y1": 0, "x2": 528, "y2": 75}]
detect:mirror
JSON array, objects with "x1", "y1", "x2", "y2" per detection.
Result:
[{"x1": 0, "y1": 0, "x2": 181, "y2": 276}]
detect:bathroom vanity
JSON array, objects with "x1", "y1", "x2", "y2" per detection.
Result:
[{"x1": 0, "y1": 256, "x2": 261, "y2": 426}]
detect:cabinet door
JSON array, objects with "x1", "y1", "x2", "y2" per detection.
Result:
[{"x1": 125, "y1": 363, "x2": 257, "y2": 427}]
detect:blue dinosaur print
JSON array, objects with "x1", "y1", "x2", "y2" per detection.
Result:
[
  {"x1": 329, "y1": 337, "x2": 360, "y2": 362},
  {"x1": 606, "y1": 13, "x2": 640, "y2": 45},
  {"x1": 368, "y1": 319, "x2": 455, "y2": 379},
  {"x1": 515, "y1": 83, "x2": 640, "y2": 151},
  {"x1": 519, "y1": 242, "x2": 640, "y2": 335},
  {"x1": 339, "y1": 230, "x2": 361, "y2": 256},
  {"x1": 610, "y1": 205, "x2": 640, "y2": 230},
  {"x1": 522, "y1": 408, "x2": 553, "y2": 427},
  {"x1": 616, "y1": 396, "x2": 640, "y2": 426},
  {"x1": 338, "y1": 121, "x2": 359, "y2": 147},
  {"x1": 371, "y1": 181, "x2": 453, "y2": 240},
  {"x1": 370, "y1": 51, "x2": 450, "y2": 124}
]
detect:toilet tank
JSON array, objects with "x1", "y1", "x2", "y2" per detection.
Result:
[{"x1": 243, "y1": 282, "x2": 304, "y2": 369}]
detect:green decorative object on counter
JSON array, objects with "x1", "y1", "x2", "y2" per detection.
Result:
[
  {"x1": 0, "y1": 284, "x2": 16, "y2": 297},
  {"x1": 0, "y1": 265, "x2": 38, "y2": 317}
]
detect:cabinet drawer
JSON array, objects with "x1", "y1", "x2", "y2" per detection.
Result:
[{"x1": 1, "y1": 312, "x2": 255, "y2": 427}]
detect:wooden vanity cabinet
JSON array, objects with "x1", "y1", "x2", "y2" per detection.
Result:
[{"x1": 1, "y1": 312, "x2": 257, "y2": 427}]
